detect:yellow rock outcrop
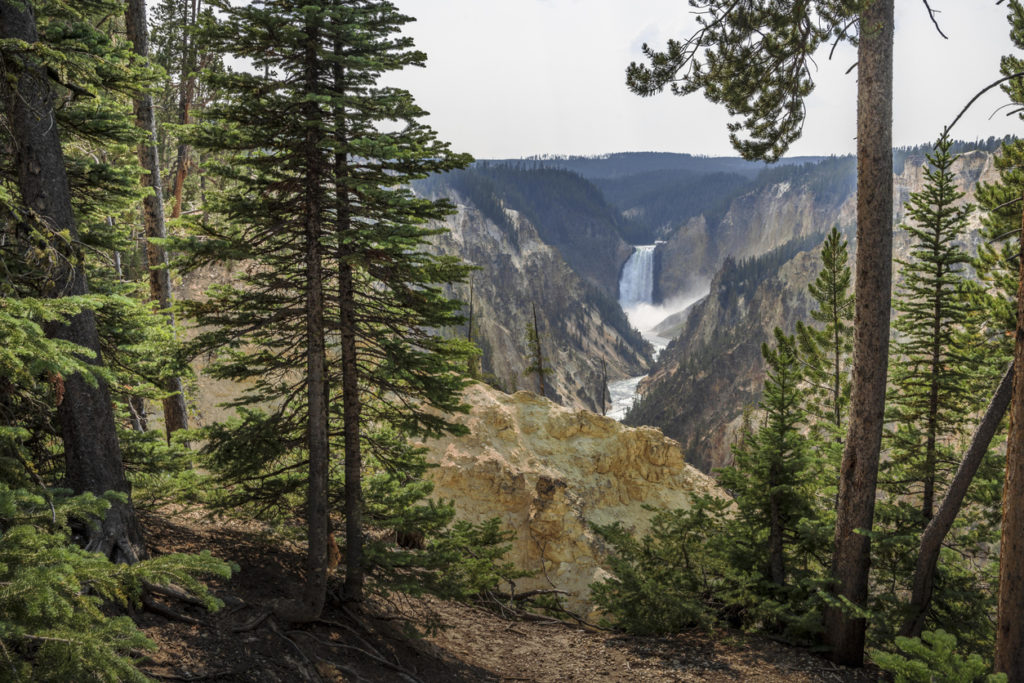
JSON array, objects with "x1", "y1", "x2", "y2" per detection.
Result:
[{"x1": 422, "y1": 383, "x2": 725, "y2": 619}]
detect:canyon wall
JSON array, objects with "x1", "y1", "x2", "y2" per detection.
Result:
[{"x1": 630, "y1": 150, "x2": 999, "y2": 473}]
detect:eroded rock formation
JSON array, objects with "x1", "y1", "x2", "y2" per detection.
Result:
[{"x1": 422, "y1": 382, "x2": 724, "y2": 618}]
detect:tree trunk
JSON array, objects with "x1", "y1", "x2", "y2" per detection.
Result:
[
  {"x1": 339, "y1": 260, "x2": 364, "y2": 602},
  {"x1": 901, "y1": 362, "x2": 1012, "y2": 638},
  {"x1": 0, "y1": 0, "x2": 145, "y2": 561},
  {"x1": 333, "y1": 48, "x2": 364, "y2": 604},
  {"x1": 824, "y1": 0, "x2": 894, "y2": 667},
  {"x1": 275, "y1": 16, "x2": 328, "y2": 623},
  {"x1": 995, "y1": 200, "x2": 1024, "y2": 678},
  {"x1": 169, "y1": 0, "x2": 198, "y2": 220},
  {"x1": 125, "y1": 0, "x2": 189, "y2": 440},
  {"x1": 768, "y1": 463, "x2": 786, "y2": 587}
]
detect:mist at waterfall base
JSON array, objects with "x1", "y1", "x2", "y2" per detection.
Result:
[{"x1": 606, "y1": 246, "x2": 709, "y2": 421}]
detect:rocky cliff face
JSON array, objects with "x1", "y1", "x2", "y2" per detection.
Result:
[
  {"x1": 656, "y1": 158, "x2": 856, "y2": 299},
  {"x1": 422, "y1": 383, "x2": 724, "y2": 619},
  {"x1": 429, "y1": 193, "x2": 651, "y2": 412},
  {"x1": 630, "y1": 247, "x2": 822, "y2": 472},
  {"x1": 630, "y1": 150, "x2": 999, "y2": 473}
]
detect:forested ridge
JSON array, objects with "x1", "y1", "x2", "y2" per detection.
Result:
[{"x1": 3, "y1": 0, "x2": 1024, "y2": 680}]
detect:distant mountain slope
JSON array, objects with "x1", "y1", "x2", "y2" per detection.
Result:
[
  {"x1": 421, "y1": 165, "x2": 636, "y2": 298},
  {"x1": 627, "y1": 147, "x2": 1000, "y2": 473},
  {"x1": 489, "y1": 151, "x2": 823, "y2": 180},
  {"x1": 415, "y1": 176, "x2": 651, "y2": 412}
]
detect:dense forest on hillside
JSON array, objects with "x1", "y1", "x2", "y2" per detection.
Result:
[{"x1": 5, "y1": 0, "x2": 1024, "y2": 680}]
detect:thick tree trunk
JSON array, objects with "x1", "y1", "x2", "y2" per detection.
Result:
[
  {"x1": 276, "y1": 17, "x2": 328, "y2": 623},
  {"x1": 995, "y1": 202, "x2": 1024, "y2": 678},
  {"x1": 901, "y1": 362, "x2": 1012, "y2": 638},
  {"x1": 0, "y1": 0, "x2": 145, "y2": 561},
  {"x1": 824, "y1": 0, "x2": 894, "y2": 667},
  {"x1": 125, "y1": 0, "x2": 189, "y2": 440}
]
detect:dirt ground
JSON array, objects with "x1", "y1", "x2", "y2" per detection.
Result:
[{"x1": 134, "y1": 511, "x2": 880, "y2": 682}]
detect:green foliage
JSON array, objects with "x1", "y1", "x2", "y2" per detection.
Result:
[
  {"x1": 597, "y1": 234, "x2": 853, "y2": 640},
  {"x1": 0, "y1": 484, "x2": 232, "y2": 682},
  {"x1": 871, "y1": 630, "x2": 1007, "y2": 683},
  {"x1": 524, "y1": 308, "x2": 547, "y2": 395},
  {"x1": 796, "y1": 225, "x2": 853, "y2": 435},
  {"x1": 714, "y1": 232, "x2": 826, "y2": 305},
  {"x1": 590, "y1": 496, "x2": 733, "y2": 634},
  {"x1": 875, "y1": 136, "x2": 999, "y2": 651},
  {"x1": 626, "y1": 0, "x2": 858, "y2": 161},
  {"x1": 422, "y1": 517, "x2": 532, "y2": 601},
  {"x1": 594, "y1": 169, "x2": 752, "y2": 238},
  {"x1": 717, "y1": 329, "x2": 832, "y2": 641}
]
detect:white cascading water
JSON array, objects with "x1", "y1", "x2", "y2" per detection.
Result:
[
  {"x1": 608, "y1": 245, "x2": 663, "y2": 421},
  {"x1": 606, "y1": 244, "x2": 710, "y2": 421},
  {"x1": 618, "y1": 245, "x2": 657, "y2": 307}
]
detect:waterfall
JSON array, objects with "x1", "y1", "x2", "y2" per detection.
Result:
[{"x1": 618, "y1": 245, "x2": 657, "y2": 308}]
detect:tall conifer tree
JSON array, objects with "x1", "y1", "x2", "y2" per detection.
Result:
[
  {"x1": 181, "y1": 0, "x2": 473, "y2": 613},
  {"x1": 797, "y1": 226, "x2": 854, "y2": 437},
  {"x1": 990, "y1": 2, "x2": 1024, "y2": 673},
  {"x1": 627, "y1": 0, "x2": 894, "y2": 662},
  {"x1": 885, "y1": 135, "x2": 973, "y2": 524},
  {"x1": 872, "y1": 136, "x2": 998, "y2": 651}
]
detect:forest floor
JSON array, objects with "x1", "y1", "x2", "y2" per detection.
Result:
[{"x1": 134, "y1": 509, "x2": 881, "y2": 682}]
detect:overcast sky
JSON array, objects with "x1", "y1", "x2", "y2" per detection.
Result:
[{"x1": 385, "y1": 1, "x2": 1019, "y2": 160}]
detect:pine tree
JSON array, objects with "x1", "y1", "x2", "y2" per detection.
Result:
[
  {"x1": 885, "y1": 134, "x2": 974, "y2": 524},
  {"x1": 796, "y1": 226, "x2": 854, "y2": 437},
  {"x1": 0, "y1": 0, "x2": 155, "y2": 558},
  {"x1": 125, "y1": 0, "x2": 190, "y2": 439},
  {"x1": 525, "y1": 302, "x2": 547, "y2": 398},
  {"x1": 994, "y1": 5, "x2": 1024, "y2": 672},
  {"x1": 873, "y1": 135, "x2": 999, "y2": 654},
  {"x1": 718, "y1": 328, "x2": 829, "y2": 639},
  {"x1": 0, "y1": 0, "x2": 231, "y2": 675},
  {"x1": 180, "y1": 0, "x2": 473, "y2": 612},
  {"x1": 628, "y1": 0, "x2": 895, "y2": 662}
]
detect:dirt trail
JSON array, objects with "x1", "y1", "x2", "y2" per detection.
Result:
[{"x1": 136, "y1": 511, "x2": 878, "y2": 682}]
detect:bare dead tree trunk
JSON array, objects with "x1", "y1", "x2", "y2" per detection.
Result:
[
  {"x1": 125, "y1": 0, "x2": 189, "y2": 440},
  {"x1": 901, "y1": 362, "x2": 1012, "y2": 638},
  {"x1": 996, "y1": 200, "x2": 1024, "y2": 678},
  {"x1": 0, "y1": 0, "x2": 145, "y2": 561},
  {"x1": 824, "y1": 0, "x2": 894, "y2": 666}
]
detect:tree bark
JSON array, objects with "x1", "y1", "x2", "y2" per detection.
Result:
[
  {"x1": 0, "y1": 0, "x2": 145, "y2": 561},
  {"x1": 125, "y1": 0, "x2": 189, "y2": 440},
  {"x1": 170, "y1": 0, "x2": 199, "y2": 220},
  {"x1": 332, "y1": 46, "x2": 364, "y2": 603},
  {"x1": 995, "y1": 199, "x2": 1024, "y2": 678},
  {"x1": 768, "y1": 463, "x2": 785, "y2": 587},
  {"x1": 275, "y1": 16, "x2": 328, "y2": 623},
  {"x1": 900, "y1": 362, "x2": 1012, "y2": 638},
  {"x1": 824, "y1": 0, "x2": 894, "y2": 666},
  {"x1": 339, "y1": 260, "x2": 364, "y2": 602}
]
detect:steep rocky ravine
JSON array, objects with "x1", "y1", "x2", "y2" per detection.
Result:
[
  {"x1": 628, "y1": 149, "x2": 999, "y2": 473},
  {"x1": 427, "y1": 189, "x2": 651, "y2": 412}
]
